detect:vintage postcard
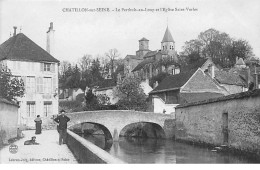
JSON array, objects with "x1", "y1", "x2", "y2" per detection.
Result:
[{"x1": 0, "y1": 0, "x2": 260, "y2": 166}]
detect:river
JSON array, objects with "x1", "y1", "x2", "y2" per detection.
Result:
[{"x1": 78, "y1": 133, "x2": 259, "y2": 164}]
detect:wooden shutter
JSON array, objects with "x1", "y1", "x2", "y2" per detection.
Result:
[
  {"x1": 52, "y1": 77, "x2": 57, "y2": 93},
  {"x1": 37, "y1": 77, "x2": 40, "y2": 93},
  {"x1": 51, "y1": 64, "x2": 55, "y2": 73},
  {"x1": 21, "y1": 76, "x2": 26, "y2": 88},
  {"x1": 40, "y1": 63, "x2": 44, "y2": 72}
]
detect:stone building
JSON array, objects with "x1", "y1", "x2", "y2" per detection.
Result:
[
  {"x1": 124, "y1": 26, "x2": 179, "y2": 84},
  {"x1": 0, "y1": 23, "x2": 59, "y2": 127}
]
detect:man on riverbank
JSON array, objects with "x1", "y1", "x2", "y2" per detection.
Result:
[{"x1": 54, "y1": 110, "x2": 70, "y2": 145}]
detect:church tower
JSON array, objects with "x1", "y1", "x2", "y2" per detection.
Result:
[
  {"x1": 161, "y1": 26, "x2": 176, "y2": 56},
  {"x1": 136, "y1": 37, "x2": 150, "y2": 58}
]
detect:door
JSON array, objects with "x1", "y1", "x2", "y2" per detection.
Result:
[{"x1": 222, "y1": 112, "x2": 228, "y2": 144}]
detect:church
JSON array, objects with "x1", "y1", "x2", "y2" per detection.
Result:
[{"x1": 124, "y1": 26, "x2": 180, "y2": 87}]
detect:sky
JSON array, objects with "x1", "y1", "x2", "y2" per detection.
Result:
[{"x1": 0, "y1": 0, "x2": 260, "y2": 64}]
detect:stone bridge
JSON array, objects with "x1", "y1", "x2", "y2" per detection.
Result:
[{"x1": 66, "y1": 110, "x2": 175, "y2": 141}]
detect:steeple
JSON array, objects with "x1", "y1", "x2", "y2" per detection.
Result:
[{"x1": 161, "y1": 26, "x2": 174, "y2": 43}]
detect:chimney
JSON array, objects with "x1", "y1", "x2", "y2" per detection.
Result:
[
  {"x1": 13, "y1": 26, "x2": 17, "y2": 36},
  {"x1": 208, "y1": 64, "x2": 215, "y2": 78},
  {"x1": 254, "y1": 65, "x2": 258, "y2": 89},
  {"x1": 46, "y1": 22, "x2": 55, "y2": 55}
]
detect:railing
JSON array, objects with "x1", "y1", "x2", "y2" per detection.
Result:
[{"x1": 66, "y1": 130, "x2": 125, "y2": 164}]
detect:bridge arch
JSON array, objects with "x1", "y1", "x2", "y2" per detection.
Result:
[
  {"x1": 70, "y1": 122, "x2": 113, "y2": 141},
  {"x1": 119, "y1": 121, "x2": 166, "y2": 139}
]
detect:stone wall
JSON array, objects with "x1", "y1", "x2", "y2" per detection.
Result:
[
  {"x1": 67, "y1": 130, "x2": 125, "y2": 163},
  {"x1": 0, "y1": 99, "x2": 19, "y2": 145},
  {"x1": 175, "y1": 89, "x2": 260, "y2": 155}
]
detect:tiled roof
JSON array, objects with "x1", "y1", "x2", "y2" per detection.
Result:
[
  {"x1": 236, "y1": 58, "x2": 246, "y2": 66},
  {"x1": 95, "y1": 79, "x2": 117, "y2": 91},
  {"x1": 132, "y1": 57, "x2": 154, "y2": 72},
  {"x1": 181, "y1": 58, "x2": 208, "y2": 72},
  {"x1": 0, "y1": 33, "x2": 59, "y2": 63},
  {"x1": 215, "y1": 70, "x2": 247, "y2": 86},
  {"x1": 162, "y1": 26, "x2": 174, "y2": 43},
  {"x1": 125, "y1": 55, "x2": 142, "y2": 60},
  {"x1": 149, "y1": 69, "x2": 196, "y2": 94},
  {"x1": 132, "y1": 50, "x2": 170, "y2": 72},
  {"x1": 176, "y1": 89, "x2": 260, "y2": 109},
  {"x1": 139, "y1": 37, "x2": 149, "y2": 41}
]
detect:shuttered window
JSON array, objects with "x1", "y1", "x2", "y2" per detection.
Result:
[
  {"x1": 44, "y1": 101, "x2": 52, "y2": 117},
  {"x1": 43, "y1": 77, "x2": 52, "y2": 94},
  {"x1": 27, "y1": 101, "x2": 36, "y2": 117}
]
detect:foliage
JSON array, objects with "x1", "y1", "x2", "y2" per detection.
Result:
[
  {"x1": 59, "y1": 100, "x2": 84, "y2": 112},
  {"x1": 84, "y1": 89, "x2": 100, "y2": 111},
  {"x1": 96, "y1": 94, "x2": 111, "y2": 105},
  {"x1": 149, "y1": 72, "x2": 170, "y2": 87},
  {"x1": 105, "y1": 48, "x2": 120, "y2": 75},
  {"x1": 114, "y1": 76, "x2": 148, "y2": 111},
  {"x1": 181, "y1": 28, "x2": 254, "y2": 68},
  {"x1": 0, "y1": 68, "x2": 25, "y2": 101}
]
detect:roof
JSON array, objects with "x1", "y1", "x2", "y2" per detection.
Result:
[
  {"x1": 0, "y1": 33, "x2": 59, "y2": 63},
  {"x1": 125, "y1": 55, "x2": 142, "y2": 60},
  {"x1": 132, "y1": 57, "x2": 154, "y2": 72},
  {"x1": 161, "y1": 26, "x2": 174, "y2": 43},
  {"x1": 139, "y1": 37, "x2": 149, "y2": 41},
  {"x1": 181, "y1": 58, "x2": 208, "y2": 72},
  {"x1": 150, "y1": 69, "x2": 196, "y2": 94},
  {"x1": 236, "y1": 58, "x2": 246, "y2": 66},
  {"x1": 0, "y1": 98, "x2": 19, "y2": 107},
  {"x1": 95, "y1": 79, "x2": 117, "y2": 91},
  {"x1": 215, "y1": 70, "x2": 246, "y2": 86},
  {"x1": 176, "y1": 89, "x2": 260, "y2": 109}
]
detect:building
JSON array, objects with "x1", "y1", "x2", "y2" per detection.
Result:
[
  {"x1": 0, "y1": 23, "x2": 59, "y2": 127},
  {"x1": 124, "y1": 26, "x2": 179, "y2": 85},
  {"x1": 149, "y1": 66, "x2": 228, "y2": 114},
  {"x1": 59, "y1": 88, "x2": 85, "y2": 101},
  {"x1": 93, "y1": 78, "x2": 119, "y2": 105}
]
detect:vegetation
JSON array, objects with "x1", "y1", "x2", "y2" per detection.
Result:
[
  {"x1": 113, "y1": 76, "x2": 148, "y2": 111},
  {"x1": 180, "y1": 28, "x2": 254, "y2": 68},
  {"x1": 0, "y1": 68, "x2": 25, "y2": 101}
]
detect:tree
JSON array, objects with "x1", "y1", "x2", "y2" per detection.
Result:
[
  {"x1": 114, "y1": 76, "x2": 148, "y2": 111},
  {"x1": 0, "y1": 68, "x2": 25, "y2": 101},
  {"x1": 105, "y1": 48, "x2": 120, "y2": 75},
  {"x1": 78, "y1": 54, "x2": 92, "y2": 72},
  {"x1": 84, "y1": 88, "x2": 99, "y2": 111},
  {"x1": 181, "y1": 28, "x2": 254, "y2": 68},
  {"x1": 90, "y1": 58, "x2": 104, "y2": 86}
]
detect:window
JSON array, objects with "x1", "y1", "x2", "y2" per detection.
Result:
[
  {"x1": 44, "y1": 101, "x2": 52, "y2": 117},
  {"x1": 44, "y1": 63, "x2": 51, "y2": 71},
  {"x1": 27, "y1": 101, "x2": 35, "y2": 117},
  {"x1": 43, "y1": 77, "x2": 52, "y2": 94},
  {"x1": 26, "y1": 77, "x2": 35, "y2": 93}
]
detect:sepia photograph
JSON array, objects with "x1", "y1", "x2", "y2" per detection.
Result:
[{"x1": 0, "y1": 0, "x2": 260, "y2": 166}]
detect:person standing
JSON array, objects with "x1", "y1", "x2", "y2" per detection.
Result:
[
  {"x1": 34, "y1": 115, "x2": 42, "y2": 134},
  {"x1": 54, "y1": 110, "x2": 70, "y2": 145}
]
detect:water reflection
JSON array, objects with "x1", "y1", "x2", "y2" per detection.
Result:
[{"x1": 79, "y1": 133, "x2": 259, "y2": 164}]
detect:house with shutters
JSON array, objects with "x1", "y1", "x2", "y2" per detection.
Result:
[{"x1": 0, "y1": 23, "x2": 59, "y2": 127}]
